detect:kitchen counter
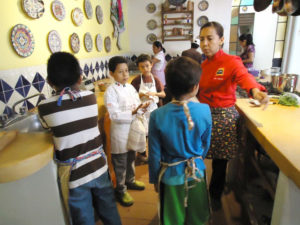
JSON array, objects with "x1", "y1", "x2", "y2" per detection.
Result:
[
  {"x1": 235, "y1": 99, "x2": 300, "y2": 225},
  {"x1": 235, "y1": 99, "x2": 300, "y2": 188}
]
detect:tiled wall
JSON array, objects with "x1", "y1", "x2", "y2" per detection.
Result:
[{"x1": 0, "y1": 56, "x2": 131, "y2": 117}]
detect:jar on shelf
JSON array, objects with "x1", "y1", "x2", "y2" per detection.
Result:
[{"x1": 187, "y1": 0, "x2": 194, "y2": 11}]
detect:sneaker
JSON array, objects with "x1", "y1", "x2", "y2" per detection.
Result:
[
  {"x1": 116, "y1": 191, "x2": 134, "y2": 207},
  {"x1": 126, "y1": 180, "x2": 145, "y2": 190}
]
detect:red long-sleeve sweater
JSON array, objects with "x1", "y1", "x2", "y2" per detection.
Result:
[{"x1": 198, "y1": 50, "x2": 266, "y2": 108}]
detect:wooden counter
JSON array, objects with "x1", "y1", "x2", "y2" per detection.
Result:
[
  {"x1": 235, "y1": 99, "x2": 300, "y2": 188},
  {"x1": 0, "y1": 132, "x2": 53, "y2": 183}
]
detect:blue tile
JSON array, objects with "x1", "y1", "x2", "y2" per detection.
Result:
[
  {"x1": 15, "y1": 77, "x2": 23, "y2": 89},
  {"x1": 25, "y1": 100, "x2": 35, "y2": 110},
  {"x1": 97, "y1": 75, "x2": 101, "y2": 81},
  {"x1": 95, "y1": 62, "x2": 100, "y2": 73},
  {"x1": 90, "y1": 63, "x2": 94, "y2": 75},
  {"x1": 16, "y1": 87, "x2": 25, "y2": 97},
  {"x1": 3, "y1": 106, "x2": 13, "y2": 117},
  {"x1": 105, "y1": 61, "x2": 108, "y2": 69},
  {"x1": 102, "y1": 74, "x2": 106, "y2": 79},
  {"x1": 39, "y1": 81, "x2": 45, "y2": 92},
  {"x1": 23, "y1": 85, "x2": 31, "y2": 97},
  {"x1": 92, "y1": 77, "x2": 95, "y2": 82},
  {"x1": 0, "y1": 92, "x2": 5, "y2": 103},
  {"x1": 100, "y1": 61, "x2": 104, "y2": 71},
  {"x1": 0, "y1": 79, "x2": 13, "y2": 92},
  {"x1": 83, "y1": 64, "x2": 89, "y2": 77},
  {"x1": 21, "y1": 75, "x2": 30, "y2": 87},
  {"x1": 33, "y1": 72, "x2": 45, "y2": 83},
  {"x1": 3, "y1": 90, "x2": 14, "y2": 103}
]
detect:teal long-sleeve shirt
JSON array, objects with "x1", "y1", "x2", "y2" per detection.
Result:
[{"x1": 148, "y1": 102, "x2": 212, "y2": 185}]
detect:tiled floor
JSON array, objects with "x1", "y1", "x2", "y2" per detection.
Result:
[{"x1": 96, "y1": 159, "x2": 249, "y2": 225}]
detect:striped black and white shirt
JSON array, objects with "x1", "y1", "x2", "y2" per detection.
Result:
[{"x1": 38, "y1": 90, "x2": 107, "y2": 189}]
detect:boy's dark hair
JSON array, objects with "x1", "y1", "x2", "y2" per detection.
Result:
[
  {"x1": 136, "y1": 54, "x2": 151, "y2": 66},
  {"x1": 47, "y1": 52, "x2": 81, "y2": 89},
  {"x1": 108, "y1": 56, "x2": 128, "y2": 72},
  {"x1": 165, "y1": 56, "x2": 201, "y2": 99}
]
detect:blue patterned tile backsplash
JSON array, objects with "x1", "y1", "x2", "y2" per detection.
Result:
[{"x1": 0, "y1": 56, "x2": 116, "y2": 117}]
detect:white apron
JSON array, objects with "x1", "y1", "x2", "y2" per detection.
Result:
[
  {"x1": 104, "y1": 83, "x2": 141, "y2": 154},
  {"x1": 139, "y1": 75, "x2": 158, "y2": 123}
]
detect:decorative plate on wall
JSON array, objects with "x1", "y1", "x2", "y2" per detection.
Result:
[
  {"x1": 70, "y1": 33, "x2": 80, "y2": 53},
  {"x1": 48, "y1": 30, "x2": 62, "y2": 53},
  {"x1": 72, "y1": 8, "x2": 84, "y2": 26},
  {"x1": 84, "y1": 0, "x2": 93, "y2": 19},
  {"x1": 146, "y1": 33, "x2": 157, "y2": 44},
  {"x1": 198, "y1": 0, "x2": 209, "y2": 11},
  {"x1": 22, "y1": 0, "x2": 45, "y2": 19},
  {"x1": 104, "y1": 36, "x2": 111, "y2": 53},
  {"x1": 96, "y1": 5, "x2": 103, "y2": 24},
  {"x1": 84, "y1": 32, "x2": 93, "y2": 52},
  {"x1": 96, "y1": 34, "x2": 102, "y2": 52},
  {"x1": 168, "y1": 0, "x2": 187, "y2": 6},
  {"x1": 146, "y1": 3, "x2": 156, "y2": 13},
  {"x1": 147, "y1": 19, "x2": 157, "y2": 30},
  {"x1": 51, "y1": 0, "x2": 65, "y2": 21},
  {"x1": 11, "y1": 24, "x2": 35, "y2": 57},
  {"x1": 197, "y1": 16, "x2": 209, "y2": 27}
]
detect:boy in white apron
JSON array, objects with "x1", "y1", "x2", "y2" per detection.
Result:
[
  {"x1": 131, "y1": 54, "x2": 166, "y2": 162},
  {"x1": 104, "y1": 56, "x2": 150, "y2": 207}
]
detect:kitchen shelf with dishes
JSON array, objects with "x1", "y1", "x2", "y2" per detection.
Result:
[{"x1": 161, "y1": 6, "x2": 194, "y2": 43}]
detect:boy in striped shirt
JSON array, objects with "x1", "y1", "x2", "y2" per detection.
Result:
[{"x1": 38, "y1": 52, "x2": 121, "y2": 225}]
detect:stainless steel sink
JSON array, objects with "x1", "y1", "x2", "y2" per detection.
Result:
[{"x1": 0, "y1": 113, "x2": 48, "y2": 133}]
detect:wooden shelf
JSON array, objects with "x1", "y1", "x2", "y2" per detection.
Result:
[{"x1": 161, "y1": 4, "x2": 194, "y2": 43}]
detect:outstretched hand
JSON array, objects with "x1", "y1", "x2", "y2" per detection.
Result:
[{"x1": 252, "y1": 88, "x2": 269, "y2": 110}]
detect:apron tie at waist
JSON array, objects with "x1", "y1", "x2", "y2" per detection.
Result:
[{"x1": 159, "y1": 156, "x2": 204, "y2": 208}]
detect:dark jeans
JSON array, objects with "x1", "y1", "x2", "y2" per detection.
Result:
[
  {"x1": 209, "y1": 159, "x2": 228, "y2": 200},
  {"x1": 68, "y1": 171, "x2": 121, "y2": 225}
]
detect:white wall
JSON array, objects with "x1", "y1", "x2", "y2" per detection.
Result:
[
  {"x1": 252, "y1": 6, "x2": 278, "y2": 70},
  {"x1": 127, "y1": 0, "x2": 232, "y2": 56}
]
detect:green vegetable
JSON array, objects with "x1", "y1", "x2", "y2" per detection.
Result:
[{"x1": 278, "y1": 93, "x2": 299, "y2": 107}]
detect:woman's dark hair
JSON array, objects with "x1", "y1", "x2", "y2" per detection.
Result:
[
  {"x1": 165, "y1": 56, "x2": 201, "y2": 99},
  {"x1": 200, "y1": 21, "x2": 224, "y2": 38},
  {"x1": 153, "y1": 41, "x2": 166, "y2": 53},
  {"x1": 47, "y1": 52, "x2": 81, "y2": 89},
  {"x1": 108, "y1": 56, "x2": 128, "y2": 72},
  {"x1": 239, "y1": 33, "x2": 254, "y2": 46},
  {"x1": 136, "y1": 54, "x2": 151, "y2": 66}
]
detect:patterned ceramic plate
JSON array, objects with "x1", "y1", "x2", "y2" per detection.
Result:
[
  {"x1": 96, "y1": 5, "x2": 103, "y2": 24},
  {"x1": 52, "y1": 0, "x2": 65, "y2": 21},
  {"x1": 11, "y1": 24, "x2": 35, "y2": 57},
  {"x1": 147, "y1": 19, "x2": 157, "y2": 30},
  {"x1": 146, "y1": 33, "x2": 157, "y2": 44},
  {"x1": 70, "y1": 33, "x2": 80, "y2": 53},
  {"x1": 48, "y1": 30, "x2": 62, "y2": 53},
  {"x1": 146, "y1": 3, "x2": 156, "y2": 13},
  {"x1": 104, "y1": 36, "x2": 111, "y2": 53},
  {"x1": 84, "y1": 32, "x2": 93, "y2": 52},
  {"x1": 197, "y1": 16, "x2": 209, "y2": 27},
  {"x1": 22, "y1": 0, "x2": 45, "y2": 19},
  {"x1": 198, "y1": 0, "x2": 209, "y2": 11},
  {"x1": 72, "y1": 8, "x2": 84, "y2": 26},
  {"x1": 96, "y1": 34, "x2": 102, "y2": 52},
  {"x1": 84, "y1": 0, "x2": 93, "y2": 19}
]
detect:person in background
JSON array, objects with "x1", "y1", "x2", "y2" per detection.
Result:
[
  {"x1": 198, "y1": 22, "x2": 269, "y2": 211},
  {"x1": 151, "y1": 41, "x2": 167, "y2": 86},
  {"x1": 131, "y1": 54, "x2": 166, "y2": 163},
  {"x1": 38, "y1": 52, "x2": 121, "y2": 225},
  {"x1": 239, "y1": 33, "x2": 259, "y2": 77},
  {"x1": 104, "y1": 56, "x2": 149, "y2": 207},
  {"x1": 148, "y1": 56, "x2": 212, "y2": 225},
  {"x1": 181, "y1": 39, "x2": 202, "y2": 64}
]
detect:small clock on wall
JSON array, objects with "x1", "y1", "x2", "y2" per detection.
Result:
[{"x1": 168, "y1": 0, "x2": 187, "y2": 6}]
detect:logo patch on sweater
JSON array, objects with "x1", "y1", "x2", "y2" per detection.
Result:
[{"x1": 216, "y1": 68, "x2": 224, "y2": 76}]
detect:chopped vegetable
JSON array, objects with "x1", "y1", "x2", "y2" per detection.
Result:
[{"x1": 278, "y1": 93, "x2": 300, "y2": 107}]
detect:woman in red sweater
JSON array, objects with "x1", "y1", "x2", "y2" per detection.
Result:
[{"x1": 198, "y1": 21, "x2": 269, "y2": 211}]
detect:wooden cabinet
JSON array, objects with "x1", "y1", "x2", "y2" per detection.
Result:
[{"x1": 161, "y1": 7, "x2": 194, "y2": 43}]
